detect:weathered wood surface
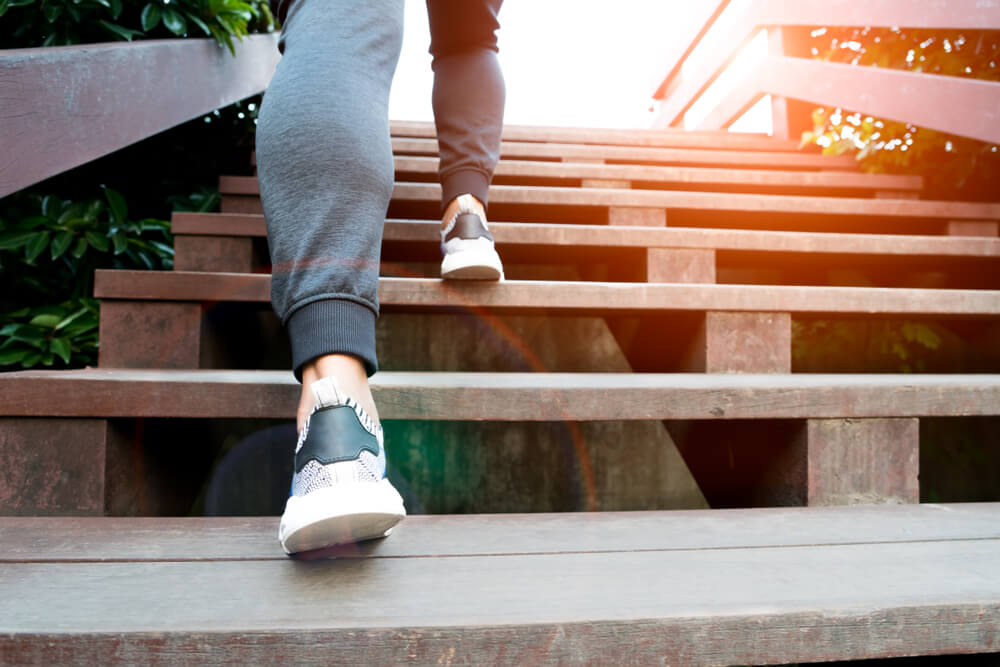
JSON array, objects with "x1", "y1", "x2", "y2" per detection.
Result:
[
  {"x1": 3, "y1": 503, "x2": 998, "y2": 562},
  {"x1": 0, "y1": 35, "x2": 280, "y2": 198},
  {"x1": 701, "y1": 54, "x2": 1000, "y2": 145},
  {"x1": 389, "y1": 118, "x2": 800, "y2": 151},
  {"x1": 226, "y1": 159, "x2": 924, "y2": 193},
  {"x1": 389, "y1": 137, "x2": 857, "y2": 170},
  {"x1": 221, "y1": 181, "x2": 999, "y2": 220},
  {"x1": 171, "y1": 214, "x2": 1000, "y2": 259},
  {"x1": 93, "y1": 271, "x2": 1000, "y2": 317},
  {"x1": 2, "y1": 369, "x2": 999, "y2": 420},
  {"x1": 1, "y1": 507, "x2": 998, "y2": 664}
]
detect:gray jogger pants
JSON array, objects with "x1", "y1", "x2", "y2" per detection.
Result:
[{"x1": 256, "y1": 0, "x2": 505, "y2": 379}]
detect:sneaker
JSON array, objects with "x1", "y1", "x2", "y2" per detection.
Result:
[
  {"x1": 440, "y1": 193, "x2": 504, "y2": 280},
  {"x1": 278, "y1": 377, "x2": 406, "y2": 554}
]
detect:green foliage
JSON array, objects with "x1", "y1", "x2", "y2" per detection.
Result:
[
  {"x1": 800, "y1": 27, "x2": 1000, "y2": 200},
  {"x1": 0, "y1": 188, "x2": 173, "y2": 370},
  {"x1": 0, "y1": 0, "x2": 275, "y2": 53},
  {"x1": 792, "y1": 319, "x2": 944, "y2": 373}
]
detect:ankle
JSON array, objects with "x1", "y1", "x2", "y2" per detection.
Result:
[
  {"x1": 298, "y1": 354, "x2": 379, "y2": 432},
  {"x1": 442, "y1": 193, "x2": 486, "y2": 231}
]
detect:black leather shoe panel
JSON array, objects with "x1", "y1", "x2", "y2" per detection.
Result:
[
  {"x1": 295, "y1": 405, "x2": 379, "y2": 473},
  {"x1": 445, "y1": 213, "x2": 494, "y2": 242}
]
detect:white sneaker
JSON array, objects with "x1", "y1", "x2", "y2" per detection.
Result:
[
  {"x1": 440, "y1": 193, "x2": 504, "y2": 280},
  {"x1": 278, "y1": 377, "x2": 405, "y2": 555}
]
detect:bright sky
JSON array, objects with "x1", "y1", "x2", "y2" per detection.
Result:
[{"x1": 389, "y1": 1, "x2": 717, "y2": 129}]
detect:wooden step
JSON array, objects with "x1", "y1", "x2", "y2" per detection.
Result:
[
  {"x1": 221, "y1": 180, "x2": 1000, "y2": 227},
  {"x1": 392, "y1": 137, "x2": 857, "y2": 170},
  {"x1": 1, "y1": 506, "x2": 998, "y2": 664},
  {"x1": 94, "y1": 271, "x2": 1000, "y2": 317},
  {"x1": 172, "y1": 214, "x2": 1000, "y2": 258},
  {"x1": 389, "y1": 118, "x2": 803, "y2": 151},
  {"x1": 3, "y1": 369, "x2": 999, "y2": 419},
  {"x1": 242, "y1": 157, "x2": 926, "y2": 194}
]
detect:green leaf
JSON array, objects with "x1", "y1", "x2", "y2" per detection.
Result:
[
  {"x1": 112, "y1": 231, "x2": 128, "y2": 255},
  {"x1": 184, "y1": 10, "x2": 211, "y2": 36},
  {"x1": 0, "y1": 323, "x2": 24, "y2": 336},
  {"x1": 15, "y1": 216, "x2": 49, "y2": 230},
  {"x1": 0, "y1": 348, "x2": 30, "y2": 366},
  {"x1": 55, "y1": 306, "x2": 89, "y2": 331},
  {"x1": 41, "y1": 195, "x2": 60, "y2": 219},
  {"x1": 0, "y1": 230, "x2": 37, "y2": 250},
  {"x1": 83, "y1": 199, "x2": 104, "y2": 223},
  {"x1": 24, "y1": 230, "x2": 50, "y2": 262},
  {"x1": 71, "y1": 237, "x2": 88, "y2": 259},
  {"x1": 141, "y1": 2, "x2": 161, "y2": 30},
  {"x1": 99, "y1": 20, "x2": 142, "y2": 41},
  {"x1": 29, "y1": 313, "x2": 61, "y2": 329},
  {"x1": 103, "y1": 187, "x2": 128, "y2": 225},
  {"x1": 42, "y1": 2, "x2": 62, "y2": 21},
  {"x1": 108, "y1": 0, "x2": 121, "y2": 18},
  {"x1": 0, "y1": 0, "x2": 10, "y2": 19},
  {"x1": 49, "y1": 337, "x2": 71, "y2": 364},
  {"x1": 21, "y1": 351, "x2": 42, "y2": 368},
  {"x1": 9, "y1": 0, "x2": 35, "y2": 6},
  {"x1": 50, "y1": 230, "x2": 74, "y2": 260},
  {"x1": 162, "y1": 7, "x2": 186, "y2": 34},
  {"x1": 84, "y1": 231, "x2": 110, "y2": 252}
]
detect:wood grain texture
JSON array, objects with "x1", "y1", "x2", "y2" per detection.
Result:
[
  {"x1": 172, "y1": 235, "x2": 253, "y2": 273},
  {"x1": 93, "y1": 271, "x2": 1000, "y2": 317},
  {"x1": 389, "y1": 118, "x2": 800, "y2": 151},
  {"x1": 4, "y1": 503, "x2": 998, "y2": 562},
  {"x1": 221, "y1": 180, "x2": 998, "y2": 220},
  {"x1": 0, "y1": 36, "x2": 279, "y2": 197},
  {"x1": 0, "y1": 539, "x2": 997, "y2": 663},
  {"x1": 689, "y1": 311, "x2": 791, "y2": 373},
  {"x1": 0, "y1": 419, "x2": 106, "y2": 516},
  {"x1": 390, "y1": 137, "x2": 857, "y2": 170},
  {"x1": 1, "y1": 369, "x2": 999, "y2": 420},
  {"x1": 170, "y1": 214, "x2": 1000, "y2": 259},
  {"x1": 98, "y1": 301, "x2": 202, "y2": 368}
]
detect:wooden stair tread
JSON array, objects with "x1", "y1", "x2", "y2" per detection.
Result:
[
  {"x1": 2, "y1": 368, "x2": 998, "y2": 419},
  {"x1": 391, "y1": 137, "x2": 856, "y2": 169},
  {"x1": 1, "y1": 508, "x2": 997, "y2": 663},
  {"x1": 2, "y1": 504, "x2": 997, "y2": 562},
  {"x1": 229, "y1": 159, "x2": 925, "y2": 192},
  {"x1": 390, "y1": 119, "x2": 802, "y2": 151},
  {"x1": 221, "y1": 179, "x2": 999, "y2": 220},
  {"x1": 172, "y1": 214, "x2": 1000, "y2": 259},
  {"x1": 93, "y1": 270, "x2": 1000, "y2": 316}
]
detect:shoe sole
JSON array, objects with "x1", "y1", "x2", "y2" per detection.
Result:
[
  {"x1": 441, "y1": 246, "x2": 504, "y2": 280},
  {"x1": 279, "y1": 478, "x2": 406, "y2": 555}
]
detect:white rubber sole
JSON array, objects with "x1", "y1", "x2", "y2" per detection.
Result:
[
  {"x1": 278, "y1": 478, "x2": 406, "y2": 555},
  {"x1": 441, "y1": 245, "x2": 504, "y2": 280}
]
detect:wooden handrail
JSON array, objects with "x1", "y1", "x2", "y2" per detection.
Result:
[
  {"x1": 652, "y1": 0, "x2": 1000, "y2": 134},
  {"x1": 0, "y1": 34, "x2": 280, "y2": 198},
  {"x1": 698, "y1": 55, "x2": 1000, "y2": 144},
  {"x1": 650, "y1": 0, "x2": 731, "y2": 102}
]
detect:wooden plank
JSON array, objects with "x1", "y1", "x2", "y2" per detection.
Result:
[
  {"x1": 170, "y1": 215, "x2": 1000, "y2": 260},
  {"x1": 0, "y1": 36, "x2": 280, "y2": 198},
  {"x1": 1, "y1": 541, "x2": 997, "y2": 664},
  {"x1": 3, "y1": 503, "x2": 999, "y2": 562},
  {"x1": 389, "y1": 158, "x2": 924, "y2": 191},
  {"x1": 948, "y1": 221, "x2": 999, "y2": 237},
  {"x1": 700, "y1": 55, "x2": 1000, "y2": 145},
  {"x1": 0, "y1": 419, "x2": 107, "y2": 516},
  {"x1": 1, "y1": 369, "x2": 999, "y2": 420},
  {"x1": 685, "y1": 312, "x2": 791, "y2": 372},
  {"x1": 223, "y1": 180, "x2": 997, "y2": 220},
  {"x1": 98, "y1": 301, "x2": 203, "y2": 368},
  {"x1": 390, "y1": 137, "x2": 856, "y2": 170},
  {"x1": 389, "y1": 118, "x2": 797, "y2": 151},
  {"x1": 173, "y1": 235, "x2": 254, "y2": 273},
  {"x1": 93, "y1": 271, "x2": 1000, "y2": 317}
]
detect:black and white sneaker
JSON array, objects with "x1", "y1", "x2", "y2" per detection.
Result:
[
  {"x1": 278, "y1": 377, "x2": 405, "y2": 555},
  {"x1": 440, "y1": 194, "x2": 504, "y2": 280}
]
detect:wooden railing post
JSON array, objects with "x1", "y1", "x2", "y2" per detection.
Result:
[{"x1": 766, "y1": 26, "x2": 815, "y2": 142}]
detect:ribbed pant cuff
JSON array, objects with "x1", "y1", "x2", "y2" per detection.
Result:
[
  {"x1": 441, "y1": 168, "x2": 491, "y2": 214},
  {"x1": 287, "y1": 298, "x2": 378, "y2": 381}
]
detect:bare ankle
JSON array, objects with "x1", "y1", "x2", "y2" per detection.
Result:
[
  {"x1": 298, "y1": 354, "x2": 379, "y2": 432},
  {"x1": 442, "y1": 194, "x2": 486, "y2": 230}
]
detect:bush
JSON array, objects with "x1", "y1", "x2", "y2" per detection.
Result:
[
  {"x1": 1, "y1": 0, "x2": 275, "y2": 53},
  {"x1": 800, "y1": 27, "x2": 1000, "y2": 201},
  {"x1": 0, "y1": 188, "x2": 173, "y2": 369}
]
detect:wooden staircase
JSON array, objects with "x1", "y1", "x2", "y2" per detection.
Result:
[{"x1": 2, "y1": 121, "x2": 999, "y2": 664}]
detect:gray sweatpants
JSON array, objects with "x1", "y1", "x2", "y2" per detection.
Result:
[{"x1": 256, "y1": 0, "x2": 505, "y2": 379}]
